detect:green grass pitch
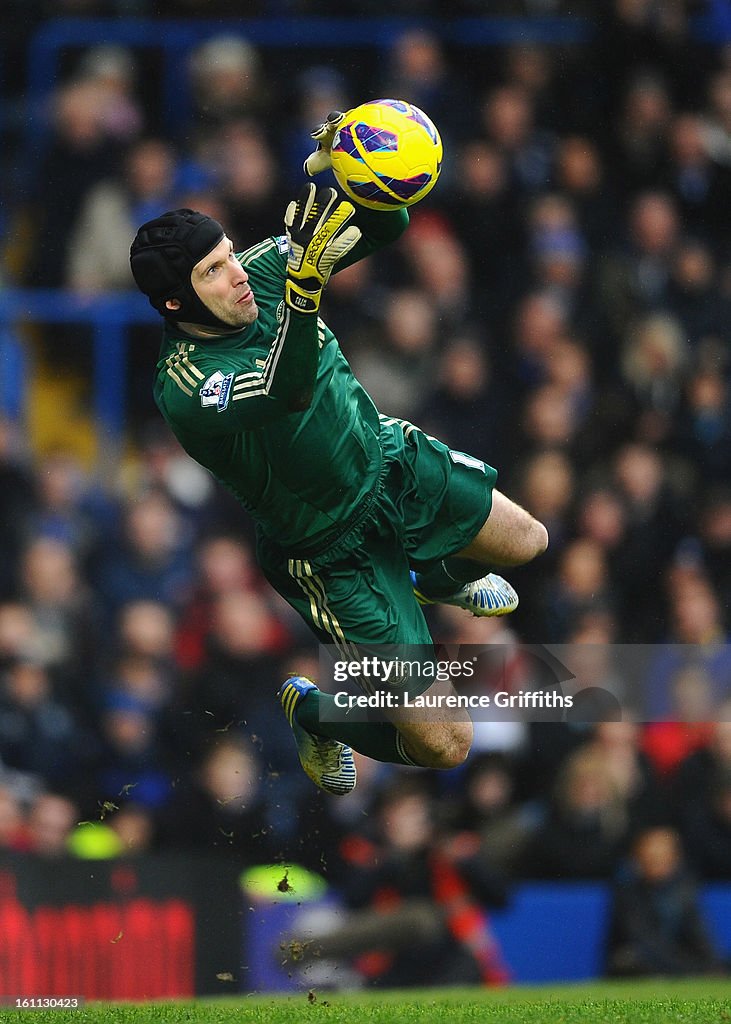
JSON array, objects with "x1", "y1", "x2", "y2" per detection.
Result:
[{"x1": 3, "y1": 979, "x2": 731, "y2": 1024}]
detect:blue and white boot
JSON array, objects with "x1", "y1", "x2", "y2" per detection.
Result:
[
  {"x1": 411, "y1": 571, "x2": 519, "y2": 617},
  {"x1": 277, "y1": 676, "x2": 357, "y2": 796}
]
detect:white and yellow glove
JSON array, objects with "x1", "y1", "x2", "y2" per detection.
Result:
[
  {"x1": 284, "y1": 183, "x2": 361, "y2": 314},
  {"x1": 303, "y1": 110, "x2": 345, "y2": 176}
]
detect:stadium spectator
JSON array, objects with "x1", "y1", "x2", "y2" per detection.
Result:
[
  {"x1": 606, "y1": 826, "x2": 724, "y2": 977},
  {"x1": 448, "y1": 751, "x2": 538, "y2": 878},
  {"x1": 285, "y1": 778, "x2": 510, "y2": 988},
  {"x1": 317, "y1": 258, "x2": 384, "y2": 360},
  {"x1": 0, "y1": 604, "x2": 38, "y2": 670},
  {"x1": 0, "y1": 785, "x2": 26, "y2": 851},
  {"x1": 665, "y1": 114, "x2": 731, "y2": 246},
  {"x1": 108, "y1": 801, "x2": 156, "y2": 855},
  {"x1": 595, "y1": 0, "x2": 696, "y2": 121},
  {"x1": 156, "y1": 736, "x2": 275, "y2": 864},
  {"x1": 642, "y1": 666, "x2": 717, "y2": 779},
  {"x1": 646, "y1": 579, "x2": 731, "y2": 716},
  {"x1": 611, "y1": 444, "x2": 686, "y2": 641},
  {"x1": 575, "y1": 489, "x2": 631, "y2": 627},
  {"x1": 178, "y1": 588, "x2": 293, "y2": 765},
  {"x1": 562, "y1": 632, "x2": 627, "y2": 712},
  {"x1": 25, "y1": 792, "x2": 79, "y2": 857},
  {"x1": 216, "y1": 121, "x2": 290, "y2": 248},
  {"x1": 399, "y1": 212, "x2": 473, "y2": 326},
  {"x1": 521, "y1": 381, "x2": 586, "y2": 457},
  {"x1": 481, "y1": 83, "x2": 555, "y2": 194},
  {"x1": 174, "y1": 534, "x2": 260, "y2": 670},
  {"x1": 415, "y1": 335, "x2": 506, "y2": 462},
  {"x1": 517, "y1": 448, "x2": 575, "y2": 557},
  {"x1": 132, "y1": 421, "x2": 221, "y2": 523},
  {"x1": 380, "y1": 28, "x2": 473, "y2": 150},
  {"x1": 18, "y1": 536, "x2": 99, "y2": 696},
  {"x1": 31, "y1": 451, "x2": 112, "y2": 560},
  {"x1": 666, "y1": 239, "x2": 729, "y2": 351},
  {"x1": 91, "y1": 693, "x2": 175, "y2": 813},
  {"x1": 526, "y1": 746, "x2": 632, "y2": 879},
  {"x1": 554, "y1": 135, "x2": 619, "y2": 251},
  {"x1": 0, "y1": 420, "x2": 39, "y2": 600},
  {"x1": 349, "y1": 287, "x2": 439, "y2": 420},
  {"x1": 508, "y1": 290, "x2": 568, "y2": 397},
  {"x1": 586, "y1": 721, "x2": 667, "y2": 834},
  {"x1": 596, "y1": 191, "x2": 681, "y2": 349},
  {"x1": 694, "y1": 489, "x2": 731, "y2": 619},
  {"x1": 620, "y1": 312, "x2": 689, "y2": 444},
  {"x1": 28, "y1": 79, "x2": 126, "y2": 287},
  {"x1": 540, "y1": 338, "x2": 595, "y2": 461},
  {"x1": 117, "y1": 599, "x2": 177, "y2": 667},
  {"x1": 187, "y1": 35, "x2": 272, "y2": 158},
  {"x1": 444, "y1": 139, "x2": 522, "y2": 323},
  {"x1": 98, "y1": 654, "x2": 172, "y2": 722},
  {"x1": 701, "y1": 67, "x2": 731, "y2": 168},
  {"x1": 611, "y1": 72, "x2": 673, "y2": 196},
  {"x1": 89, "y1": 491, "x2": 195, "y2": 624},
  {"x1": 543, "y1": 538, "x2": 614, "y2": 642},
  {"x1": 67, "y1": 137, "x2": 179, "y2": 292},
  {"x1": 72, "y1": 44, "x2": 144, "y2": 144},
  {"x1": 680, "y1": 767, "x2": 731, "y2": 881},
  {"x1": 673, "y1": 714, "x2": 731, "y2": 821},
  {"x1": 502, "y1": 44, "x2": 560, "y2": 133},
  {"x1": 0, "y1": 658, "x2": 91, "y2": 788},
  {"x1": 676, "y1": 366, "x2": 731, "y2": 485},
  {"x1": 280, "y1": 66, "x2": 349, "y2": 188},
  {"x1": 525, "y1": 194, "x2": 589, "y2": 316}
]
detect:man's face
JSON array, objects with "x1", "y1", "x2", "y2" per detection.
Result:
[{"x1": 190, "y1": 235, "x2": 258, "y2": 327}]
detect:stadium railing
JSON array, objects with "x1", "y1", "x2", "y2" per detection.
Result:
[
  {"x1": 0, "y1": 290, "x2": 157, "y2": 448},
  {"x1": 24, "y1": 15, "x2": 592, "y2": 165},
  {"x1": 23, "y1": 8, "x2": 726, "y2": 164}
]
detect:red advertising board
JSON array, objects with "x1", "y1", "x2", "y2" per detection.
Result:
[{"x1": 0, "y1": 853, "x2": 241, "y2": 999}]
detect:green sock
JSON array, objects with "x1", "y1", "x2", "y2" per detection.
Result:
[
  {"x1": 414, "y1": 557, "x2": 488, "y2": 600},
  {"x1": 296, "y1": 689, "x2": 420, "y2": 766}
]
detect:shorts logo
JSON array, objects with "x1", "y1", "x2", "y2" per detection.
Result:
[
  {"x1": 200, "y1": 371, "x2": 234, "y2": 412},
  {"x1": 449, "y1": 450, "x2": 486, "y2": 473}
]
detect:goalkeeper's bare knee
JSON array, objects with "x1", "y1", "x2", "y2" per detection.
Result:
[{"x1": 398, "y1": 720, "x2": 472, "y2": 770}]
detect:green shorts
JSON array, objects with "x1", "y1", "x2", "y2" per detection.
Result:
[{"x1": 257, "y1": 416, "x2": 497, "y2": 654}]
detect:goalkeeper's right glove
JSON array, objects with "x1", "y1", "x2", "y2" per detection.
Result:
[
  {"x1": 284, "y1": 183, "x2": 361, "y2": 314},
  {"x1": 303, "y1": 110, "x2": 345, "y2": 176}
]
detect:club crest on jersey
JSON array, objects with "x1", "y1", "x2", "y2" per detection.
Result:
[{"x1": 199, "y1": 370, "x2": 234, "y2": 412}]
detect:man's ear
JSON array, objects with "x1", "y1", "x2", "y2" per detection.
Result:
[{"x1": 165, "y1": 298, "x2": 181, "y2": 312}]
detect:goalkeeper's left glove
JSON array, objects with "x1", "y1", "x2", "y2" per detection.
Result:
[
  {"x1": 303, "y1": 110, "x2": 345, "y2": 176},
  {"x1": 284, "y1": 183, "x2": 361, "y2": 314}
]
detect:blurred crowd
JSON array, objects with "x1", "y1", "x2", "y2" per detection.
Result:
[{"x1": 0, "y1": 0, "x2": 731, "y2": 986}]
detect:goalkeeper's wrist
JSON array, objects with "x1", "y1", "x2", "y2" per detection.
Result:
[{"x1": 285, "y1": 277, "x2": 322, "y2": 314}]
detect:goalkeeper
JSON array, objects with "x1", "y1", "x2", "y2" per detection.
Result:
[{"x1": 129, "y1": 113, "x2": 548, "y2": 796}]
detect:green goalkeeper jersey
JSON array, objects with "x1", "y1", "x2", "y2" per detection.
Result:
[{"x1": 153, "y1": 207, "x2": 408, "y2": 555}]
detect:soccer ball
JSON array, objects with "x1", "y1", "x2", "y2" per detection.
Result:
[{"x1": 330, "y1": 99, "x2": 443, "y2": 211}]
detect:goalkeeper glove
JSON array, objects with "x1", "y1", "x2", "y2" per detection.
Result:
[
  {"x1": 303, "y1": 110, "x2": 345, "y2": 176},
  {"x1": 284, "y1": 183, "x2": 361, "y2": 314}
]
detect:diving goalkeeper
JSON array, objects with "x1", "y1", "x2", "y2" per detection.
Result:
[{"x1": 129, "y1": 113, "x2": 548, "y2": 796}]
